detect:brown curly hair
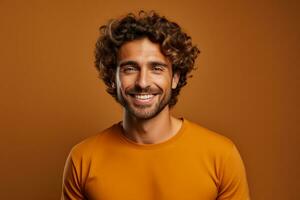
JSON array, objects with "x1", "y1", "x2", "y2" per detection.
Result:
[{"x1": 94, "y1": 10, "x2": 200, "y2": 107}]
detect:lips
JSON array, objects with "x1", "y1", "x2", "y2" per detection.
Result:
[
  {"x1": 129, "y1": 93, "x2": 156, "y2": 105},
  {"x1": 125, "y1": 87, "x2": 162, "y2": 106},
  {"x1": 134, "y1": 94, "x2": 154, "y2": 100}
]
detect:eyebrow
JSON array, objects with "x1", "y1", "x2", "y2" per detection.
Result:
[
  {"x1": 118, "y1": 60, "x2": 168, "y2": 68},
  {"x1": 149, "y1": 61, "x2": 168, "y2": 67},
  {"x1": 118, "y1": 61, "x2": 138, "y2": 68}
]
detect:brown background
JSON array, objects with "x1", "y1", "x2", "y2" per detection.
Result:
[{"x1": 0, "y1": 0, "x2": 299, "y2": 199}]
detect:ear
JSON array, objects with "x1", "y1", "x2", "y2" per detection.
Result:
[
  {"x1": 111, "y1": 81, "x2": 116, "y2": 88},
  {"x1": 172, "y1": 72, "x2": 180, "y2": 89}
]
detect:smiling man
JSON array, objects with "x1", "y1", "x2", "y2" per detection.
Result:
[{"x1": 62, "y1": 11, "x2": 250, "y2": 200}]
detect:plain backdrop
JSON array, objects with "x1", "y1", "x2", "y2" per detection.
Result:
[{"x1": 0, "y1": 0, "x2": 299, "y2": 199}]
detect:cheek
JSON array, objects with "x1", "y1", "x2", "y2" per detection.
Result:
[
  {"x1": 118, "y1": 76, "x2": 134, "y2": 92},
  {"x1": 119, "y1": 73, "x2": 137, "y2": 84},
  {"x1": 155, "y1": 76, "x2": 172, "y2": 89}
]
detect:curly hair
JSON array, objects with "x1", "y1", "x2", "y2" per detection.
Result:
[{"x1": 94, "y1": 10, "x2": 200, "y2": 107}]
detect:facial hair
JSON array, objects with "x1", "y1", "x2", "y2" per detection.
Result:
[{"x1": 117, "y1": 85, "x2": 172, "y2": 120}]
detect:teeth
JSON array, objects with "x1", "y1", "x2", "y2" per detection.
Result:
[{"x1": 135, "y1": 94, "x2": 154, "y2": 100}]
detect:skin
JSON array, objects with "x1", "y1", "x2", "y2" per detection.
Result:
[{"x1": 115, "y1": 38, "x2": 182, "y2": 144}]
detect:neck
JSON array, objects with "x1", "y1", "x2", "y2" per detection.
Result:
[{"x1": 122, "y1": 106, "x2": 182, "y2": 144}]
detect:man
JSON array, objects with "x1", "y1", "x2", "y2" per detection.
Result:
[{"x1": 62, "y1": 11, "x2": 250, "y2": 200}]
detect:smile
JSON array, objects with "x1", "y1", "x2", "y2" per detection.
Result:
[
  {"x1": 128, "y1": 93, "x2": 156, "y2": 105},
  {"x1": 134, "y1": 94, "x2": 154, "y2": 100}
]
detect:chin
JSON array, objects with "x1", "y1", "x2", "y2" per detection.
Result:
[
  {"x1": 127, "y1": 106, "x2": 158, "y2": 120},
  {"x1": 127, "y1": 102, "x2": 170, "y2": 120}
]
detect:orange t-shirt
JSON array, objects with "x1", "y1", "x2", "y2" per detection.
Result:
[{"x1": 62, "y1": 119, "x2": 250, "y2": 200}]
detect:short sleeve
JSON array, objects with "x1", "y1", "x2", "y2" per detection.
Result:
[
  {"x1": 61, "y1": 151, "x2": 85, "y2": 200},
  {"x1": 217, "y1": 144, "x2": 250, "y2": 200}
]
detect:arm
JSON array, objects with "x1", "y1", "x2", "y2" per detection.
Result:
[
  {"x1": 217, "y1": 144, "x2": 250, "y2": 200},
  {"x1": 61, "y1": 151, "x2": 86, "y2": 200}
]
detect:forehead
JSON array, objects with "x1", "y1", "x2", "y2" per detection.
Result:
[{"x1": 117, "y1": 38, "x2": 170, "y2": 64}]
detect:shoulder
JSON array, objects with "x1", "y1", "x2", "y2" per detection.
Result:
[
  {"x1": 184, "y1": 119, "x2": 235, "y2": 151},
  {"x1": 181, "y1": 119, "x2": 239, "y2": 163},
  {"x1": 183, "y1": 119, "x2": 246, "y2": 177},
  {"x1": 68, "y1": 123, "x2": 119, "y2": 161}
]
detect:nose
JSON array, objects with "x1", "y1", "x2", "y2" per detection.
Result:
[{"x1": 135, "y1": 68, "x2": 150, "y2": 89}]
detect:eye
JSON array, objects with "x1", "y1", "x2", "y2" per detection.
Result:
[
  {"x1": 152, "y1": 65, "x2": 164, "y2": 72},
  {"x1": 122, "y1": 65, "x2": 138, "y2": 73}
]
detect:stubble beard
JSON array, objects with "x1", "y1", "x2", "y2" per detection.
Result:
[{"x1": 117, "y1": 87, "x2": 172, "y2": 120}]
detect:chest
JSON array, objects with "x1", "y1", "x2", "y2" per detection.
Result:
[{"x1": 84, "y1": 149, "x2": 219, "y2": 200}]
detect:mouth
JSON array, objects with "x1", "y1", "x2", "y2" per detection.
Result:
[
  {"x1": 134, "y1": 94, "x2": 154, "y2": 100},
  {"x1": 129, "y1": 93, "x2": 157, "y2": 105}
]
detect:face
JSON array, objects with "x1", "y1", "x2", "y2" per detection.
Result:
[{"x1": 115, "y1": 38, "x2": 179, "y2": 120}]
